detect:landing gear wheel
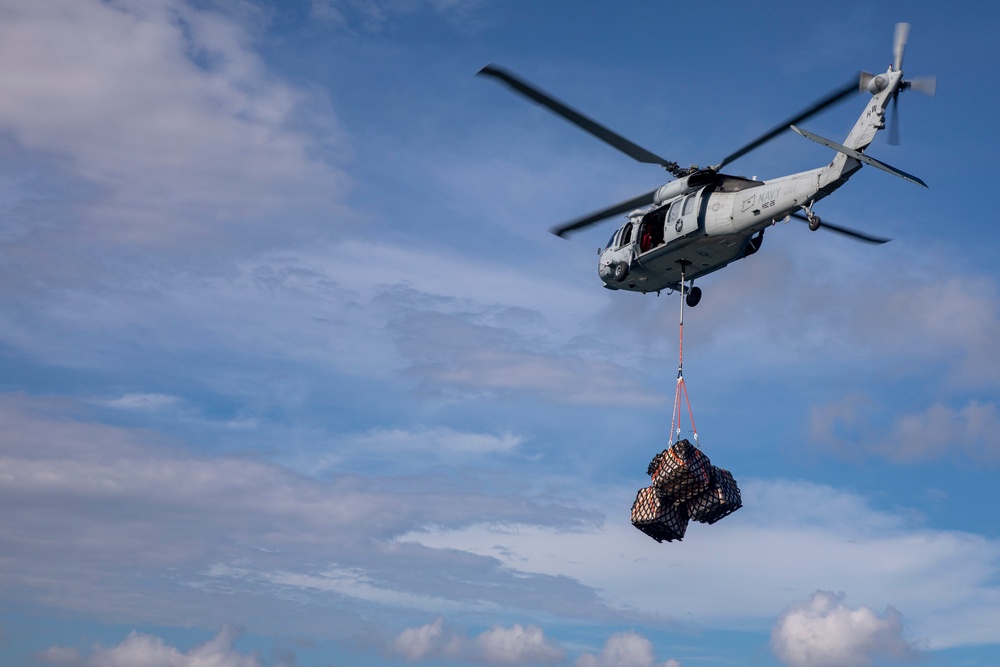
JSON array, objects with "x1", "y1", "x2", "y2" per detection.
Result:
[
  {"x1": 808, "y1": 215, "x2": 822, "y2": 231},
  {"x1": 685, "y1": 286, "x2": 702, "y2": 308},
  {"x1": 613, "y1": 262, "x2": 629, "y2": 282}
]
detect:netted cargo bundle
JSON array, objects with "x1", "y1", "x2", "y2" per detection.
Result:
[
  {"x1": 647, "y1": 439, "x2": 712, "y2": 504},
  {"x1": 687, "y1": 466, "x2": 742, "y2": 525},
  {"x1": 631, "y1": 486, "x2": 689, "y2": 542}
]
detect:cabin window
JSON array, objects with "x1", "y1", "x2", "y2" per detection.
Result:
[
  {"x1": 668, "y1": 201, "x2": 680, "y2": 224},
  {"x1": 683, "y1": 193, "x2": 697, "y2": 216}
]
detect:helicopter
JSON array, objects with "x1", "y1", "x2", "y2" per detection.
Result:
[{"x1": 478, "y1": 23, "x2": 935, "y2": 306}]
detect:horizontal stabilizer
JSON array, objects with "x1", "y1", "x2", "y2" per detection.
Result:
[{"x1": 790, "y1": 125, "x2": 928, "y2": 188}]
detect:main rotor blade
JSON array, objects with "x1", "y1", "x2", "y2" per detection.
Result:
[
  {"x1": 790, "y1": 212, "x2": 890, "y2": 244},
  {"x1": 478, "y1": 64, "x2": 685, "y2": 176},
  {"x1": 550, "y1": 188, "x2": 658, "y2": 238},
  {"x1": 713, "y1": 76, "x2": 861, "y2": 171}
]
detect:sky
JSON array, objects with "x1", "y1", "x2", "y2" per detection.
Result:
[{"x1": 0, "y1": 1, "x2": 998, "y2": 666}]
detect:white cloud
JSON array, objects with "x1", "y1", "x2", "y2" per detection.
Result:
[
  {"x1": 39, "y1": 625, "x2": 262, "y2": 667},
  {"x1": 0, "y1": 394, "x2": 607, "y2": 634},
  {"x1": 392, "y1": 618, "x2": 564, "y2": 665},
  {"x1": 310, "y1": 0, "x2": 484, "y2": 31},
  {"x1": 0, "y1": 237, "x2": 663, "y2": 408},
  {"x1": 628, "y1": 239, "x2": 1000, "y2": 393},
  {"x1": 401, "y1": 478, "x2": 1000, "y2": 649},
  {"x1": 409, "y1": 346, "x2": 664, "y2": 406},
  {"x1": 0, "y1": 0, "x2": 346, "y2": 249},
  {"x1": 4, "y1": 394, "x2": 999, "y2": 650},
  {"x1": 350, "y1": 426, "x2": 523, "y2": 456},
  {"x1": 101, "y1": 393, "x2": 181, "y2": 410},
  {"x1": 575, "y1": 631, "x2": 679, "y2": 667},
  {"x1": 771, "y1": 591, "x2": 918, "y2": 667},
  {"x1": 879, "y1": 401, "x2": 1000, "y2": 463},
  {"x1": 35, "y1": 646, "x2": 81, "y2": 665},
  {"x1": 810, "y1": 397, "x2": 1000, "y2": 464},
  {"x1": 0, "y1": 4, "x2": 993, "y2": 667},
  {"x1": 393, "y1": 617, "x2": 454, "y2": 661},
  {"x1": 473, "y1": 624, "x2": 564, "y2": 665}
]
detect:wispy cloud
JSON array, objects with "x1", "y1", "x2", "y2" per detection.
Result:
[
  {"x1": 310, "y1": 0, "x2": 486, "y2": 32},
  {"x1": 0, "y1": 236, "x2": 662, "y2": 410},
  {"x1": 638, "y1": 243, "x2": 1000, "y2": 392},
  {"x1": 0, "y1": 394, "x2": 607, "y2": 635},
  {"x1": 0, "y1": 0, "x2": 347, "y2": 255},
  {"x1": 100, "y1": 392, "x2": 181, "y2": 410},
  {"x1": 18, "y1": 392, "x2": 996, "y2": 651},
  {"x1": 810, "y1": 396, "x2": 1000, "y2": 464},
  {"x1": 1, "y1": 1, "x2": 997, "y2": 664},
  {"x1": 347, "y1": 426, "x2": 523, "y2": 457},
  {"x1": 402, "y1": 479, "x2": 1000, "y2": 647}
]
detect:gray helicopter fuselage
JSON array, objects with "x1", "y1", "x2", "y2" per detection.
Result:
[
  {"x1": 598, "y1": 166, "x2": 847, "y2": 292},
  {"x1": 599, "y1": 67, "x2": 904, "y2": 293}
]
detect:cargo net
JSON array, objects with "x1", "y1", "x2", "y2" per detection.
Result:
[
  {"x1": 630, "y1": 275, "x2": 742, "y2": 542},
  {"x1": 648, "y1": 439, "x2": 712, "y2": 503},
  {"x1": 631, "y1": 486, "x2": 688, "y2": 543},
  {"x1": 688, "y1": 466, "x2": 742, "y2": 525},
  {"x1": 631, "y1": 439, "x2": 742, "y2": 541}
]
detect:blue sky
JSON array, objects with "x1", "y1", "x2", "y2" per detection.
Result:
[{"x1": 0, "y1": 1, "x2": 998, "y2": 666}]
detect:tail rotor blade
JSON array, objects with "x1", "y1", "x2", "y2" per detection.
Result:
[
  {"x1": 909, "y1": 75, "x2": 937, "y2": 96},
  {"x1": 893, "y1": 22, "x2": 910, "y2": 71},
  {"x1": 888, "y1": 94, "x2": 900, "y2": 145},
  {"x1": 859, "y1": 71, "x2": 874, "y2": 92}
]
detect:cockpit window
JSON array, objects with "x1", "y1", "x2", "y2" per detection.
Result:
[
  {"x1": 620, "y1": 223, "x2": 633, "y2": 247},
  {"x1": 606, "y1": 223, "x2": 634, "y2": 250}
]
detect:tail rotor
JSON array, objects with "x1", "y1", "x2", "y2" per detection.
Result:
[{"x1": 886, "y1": 22, "x2": 936, "y2": 146}]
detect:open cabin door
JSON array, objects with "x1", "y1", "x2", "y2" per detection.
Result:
[{"x1": 638, "y1": 190, "x2": 703, "y2": 255}]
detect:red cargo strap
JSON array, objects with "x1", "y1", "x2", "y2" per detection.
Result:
[{"x1": 670, "y1": 267, "x2": 699, "y2": 446}]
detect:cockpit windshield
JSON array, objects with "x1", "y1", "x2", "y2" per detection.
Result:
[{"x1": 605, "y1": 223, "x2": 633, "y2": 250}]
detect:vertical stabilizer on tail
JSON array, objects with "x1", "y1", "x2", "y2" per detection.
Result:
[{"x1": 820, "y1": 23, "x2": 933, "y2": 188}]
